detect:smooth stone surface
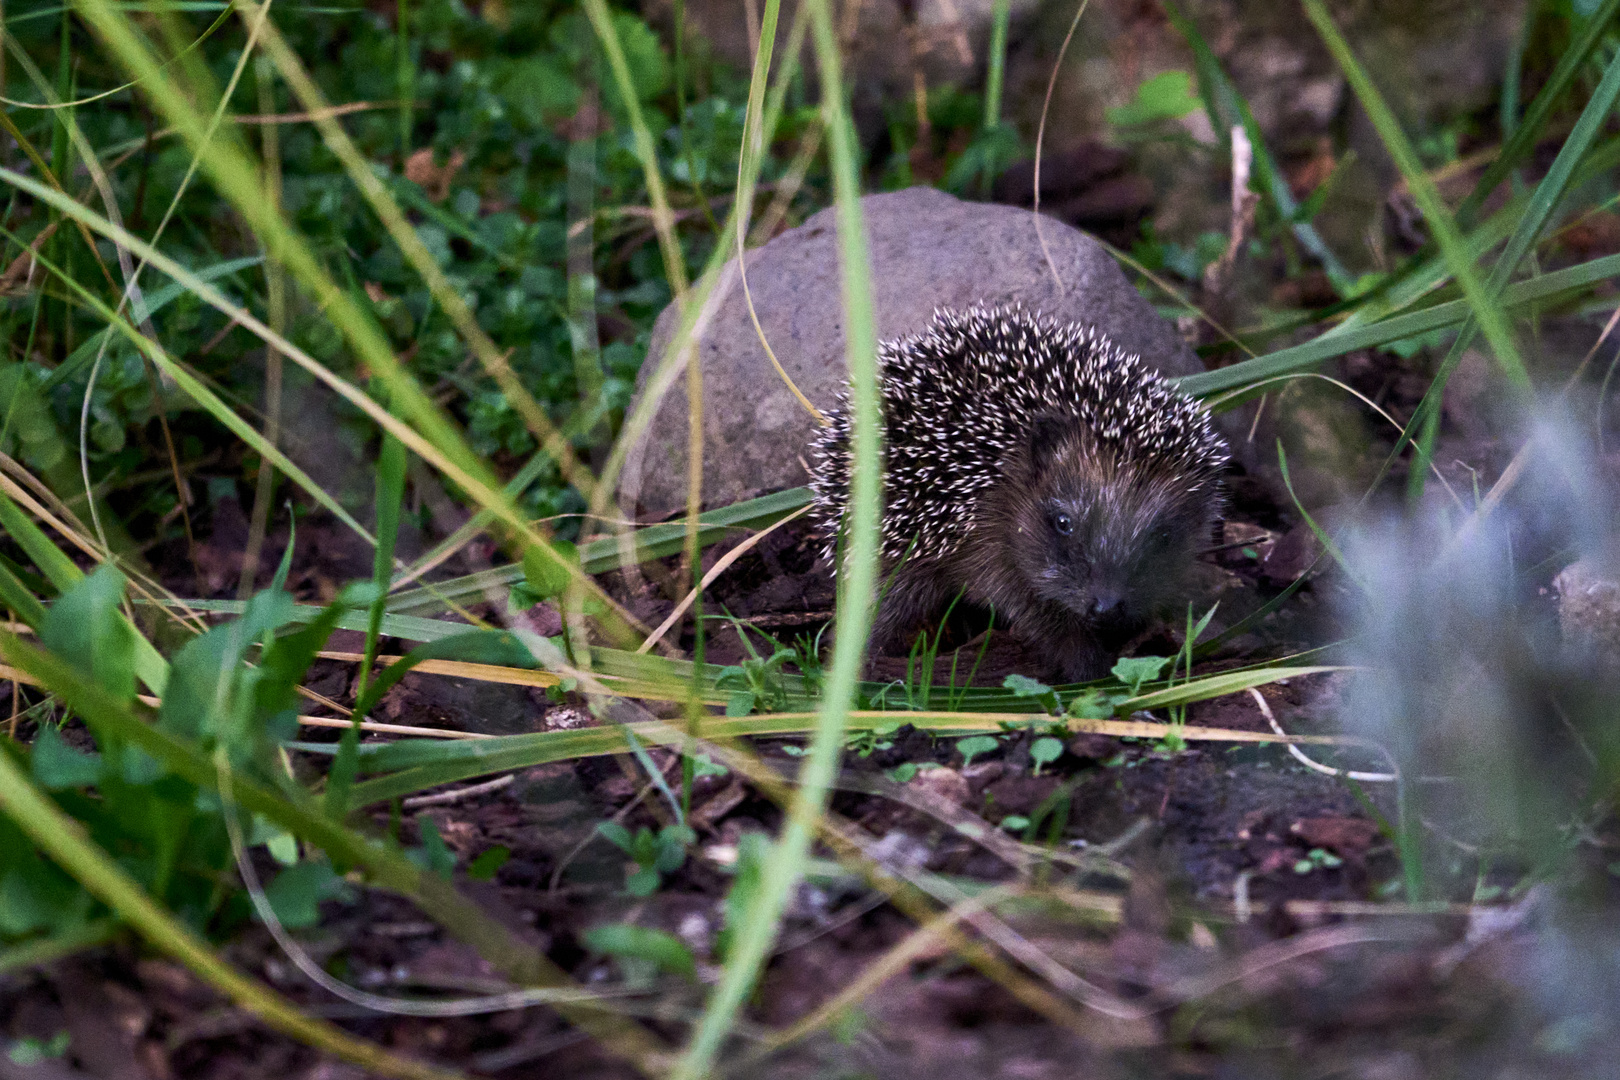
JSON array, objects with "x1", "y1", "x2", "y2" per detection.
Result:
[{"x1": 621, "y1": 186, "x2": 1206, "y2": 517}]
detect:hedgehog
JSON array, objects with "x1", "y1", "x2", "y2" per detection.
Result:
[{"x1": 808, "y1": 303, "x2": 1230, "y2": 683}]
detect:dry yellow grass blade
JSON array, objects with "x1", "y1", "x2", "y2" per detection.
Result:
[
  {"x1": 636, "y1": 507, "x2": 809, "y2": 654},
  {"x1": 0, "y1": 663, "x2": 491, "y2": 741},
  {"x1": 315, "y1": 651, "x2": 562, "y2": 690}
]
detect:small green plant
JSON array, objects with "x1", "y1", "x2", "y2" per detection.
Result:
[
  {"x1": 263, "y1": 859, "x2": 356, "y2": 928},
  {"x1": 1111, "y1": 655, "x2": 1173, "y2": 696},
  {"x1": 713, "y1": 618, "x2": 798, "y2": 716},
  {"x1": 1004, "y1": 673, "x2": 1062, "y2": 714},
  {"x1": 844, "y1": 716, "x2": 906, "y2": 757},
  {"x1": 1029, "y1": 736, "x2": 1065, "y2": 777},
  {"x1": 406, "y1": 816, "x2": 458, "y2": 878},
  {"x1": 1068, "y1": 687, "x2": 1129, "y2": 720},
  {"x1": 0, "y1": 565, "x2": 367, "y2": 951},
  {"x1": 1106, "y1": 70, "x2": 1202, "y2": 128},
  {"x1": 1293, "y1": 848, "x2": 1344, "y2": 875},
  {"x1": 5, "y1": 1032, "x2": 70, "y2": 1067},
  {"x1": 956, "y1": 734, "x2": 1000, "y2": 768},
  {"x1": 467, "y1": 845, "x2": 512, "y2": 881},
  {"x1": 597, "y1": 821, "x2": 697, "y2": 897}
]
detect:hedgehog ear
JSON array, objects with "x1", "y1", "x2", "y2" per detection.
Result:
[{"x1": 1028, "y1": 414, "x2": 1069, "y2": 470}]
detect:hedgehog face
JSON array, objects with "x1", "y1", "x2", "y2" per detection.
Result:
[{"x1": 1004, "y1": 427, "x2": 1216, "y2": 629}]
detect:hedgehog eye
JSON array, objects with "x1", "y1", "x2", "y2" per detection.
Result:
[{"x1": 1053, "y1": 512, "x2": 1074, "y2": 537}]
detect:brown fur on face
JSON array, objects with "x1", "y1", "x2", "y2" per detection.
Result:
[{"x1": 869, "y1": 425, "x2": 1222, "y2": 683}]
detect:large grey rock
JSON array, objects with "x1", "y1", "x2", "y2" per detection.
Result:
[{"x1": 622, "y1": 187, "x2": 1205, "y2": 517}]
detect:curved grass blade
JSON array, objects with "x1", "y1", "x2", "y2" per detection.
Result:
[
  {"x1": 673, "y1": 0, "x2": 882, "y2": 1070},
  {"x1": 0, "y1": 743, "x2": 468, "y2": 1080},
  {"x1": 0, "y1": 630, "x2": 676, "y2": 1076}
]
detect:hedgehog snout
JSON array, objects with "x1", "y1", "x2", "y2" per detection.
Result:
[{"x1": 1089, "y1": 585, "x2": 1127, "y2": 616}]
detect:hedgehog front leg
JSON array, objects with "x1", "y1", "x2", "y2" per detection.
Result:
[{"x1": 868, "y1": 561, "x2": 958, "y2": 655}]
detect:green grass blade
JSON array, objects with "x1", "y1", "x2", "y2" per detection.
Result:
[
  {"x1": 0, "y1": 629, "x2": 675, "y2": 1073},
  {"x1": 1179, "y1": 251, "x2": 1620, "y2": 397},
  {"x1": 386, "y1": 488, "x2": 811, "y2": 616},
  {"x1": 674, "y1": 0, "x2": 882, "y2": 1071},
  {"x1": 0, "y1": 746, "x2": 466, "y2": 1080},
  {"x1": 1304, "y1": 0, "x2": 1529, "y2": 391},
  {"x1": 1457, "y1": 0, "x2": 1620, "y2": 227},
  {"x1": 1121, "y1": 665, "x2": 1342, "y2": 712},
  {"x1": 1164, "y1": 1, "x2": 1350, "y2": 289},
  {"x1": 985, "y1": 0, "x2": 1011, "y2": 129},
  {"x1": 1409, "y1": 42, "x2": 1620, "y2": 494}
]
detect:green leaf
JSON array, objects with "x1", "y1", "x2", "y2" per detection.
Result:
[
  {"x1": 521, "y1": 539, "x2": 578, "y2": 602},
  {"x1": 716, "y1": 831, "x2": 770, "y2": 962},
  {"x1": 410, "y1": 815, "x2": 456, "y2": 878},
  {"x1": 1111, "y1": 656, "x2": 1171, "y2": 695},
  {"x1": 4, "y1": 1032, "x2": 70, "y2": 1066},
  {"x1": 38, "y1": 565, "x2": 137, "y2": 705},
  {"x1": 582, "y1": 923, "x2": 697, "y2": 980},
  {"x1": 654, "y1": 825, "x2": 695, "y2": 874},
  {"x1": 467, "y1": 846, "x2": 511, "y2": 882},
  {"x1": 0, "y1": 835, "x2": 81, "y2": 937},
  {"x1": 263, "y1": 860, "x2": 350, "y2": 929},
  {"x1": 1106, "y1": 70, "x2": 1200, "y2": 126},
  {"x1": 691, "y1": 753, "x2": 728, "y2": 779},
  {"x1": 495, "y1": 55, "x2": 582, "y2": 124},
  {"x1": 597, "y1": 821, "x2": 634, "y2": 853},
  {"x1": 1029, "y1": 737, "x2": 1064, "y2": 776},
  {"x1": 956, "y1": 734, "x2": 999, "y2": 768},
  {"x1": 626, "y1": 866, "x2": 661, "y2": 897},
  {"x1": 1067, "y1": 689, "x2": 1123, "y2": 719},
  {"x1": 158, "y1": 588, "x2": 302, "y2": 744},
  {"x1": 725, "y1": 690, "x2": 757, "y2": 717},
  {"x1": 999, "y1": 815, "x2": 1030, "y2": 832},
  {"x1": 885, "y1": 762, "x2": 919, "y2": 783},
  {"x1": 1003, "y1": 674, "x2": 1059, "y2": 712},
  {"x1": 30, "y1": 725, "x2": 103, "y2": 790},
  {"x1": 603, "y1": 11, "x2": 669, "y2": 101}
]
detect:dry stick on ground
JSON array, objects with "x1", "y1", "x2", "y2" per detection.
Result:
[{"x1": 1247, "y1": 687, "x2": 1396, "y2": 782}]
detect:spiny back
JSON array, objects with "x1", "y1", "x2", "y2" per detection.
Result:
[{"x1": 809, "y1": 304, "x2": 1229, "y2": 563}]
